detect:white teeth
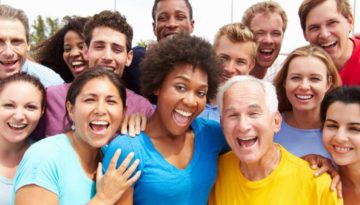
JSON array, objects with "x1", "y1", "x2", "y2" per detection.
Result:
[
  {"x1": 296, "y1": 95, "x2": 312, "y2": 100},
  {"x1": 260, "y1": 49, "x2": 273, "y2": 53},
  {"x1": 238, "y1": 136, "x2": 257, "y2": 141},
  {"x1": 320, "y1": 41, "x2": 336, "y2": 48},
  {"x1": 334, "y1": 146, "x2": 352, "y2": 152},
  {"x1": 8, "y1": 123, "x2": 27, "y2": 129},
  {"x1": 90, "y1": 121, "x2": 109, "y2": 125},
  {"x1": 175, "y1": 109, "x2": 192, "y2": 117},
  {"x1": 71, "y1": 61, "x2": 84, "y2": 66}
]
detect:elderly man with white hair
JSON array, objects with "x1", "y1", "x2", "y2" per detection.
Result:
[{"x1": 209, "y1": 75, "x2": 342, "y2": 205}]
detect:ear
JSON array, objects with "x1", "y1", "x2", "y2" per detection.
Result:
[
  {"x1": 347, "y1": 13, "x2": 354, "y2": 31},
  {"x1": 66, "y1": 101, "x2": 75, "y2": 123},
  {"x1": 247, "y1": 58, "x2": 256, "y2": 74},
  {"x1": 153, "y1": 88, "x2": 160, "y2": 96},
  {"x1": 189, "y1": 20, "x2": 195, "y2": 33},
  {"x1": 273, "y1": 111, "x2": 282, "y2": 133},
  {"x1": 125, "y1": 49, "x2": 133, "y2": 67},
  {"x1": 326, "y1": 75, "x2": 333, "y2": 92},
  {"x1": 152, "y1": 21, "x2": 156, "y2": 36}
]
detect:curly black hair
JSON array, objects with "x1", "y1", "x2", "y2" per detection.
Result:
[
  {"x1": 32, "y1": 16, "x2": 89, "y2": 82},
  {"x1": 83, "y1": 10, "x2": 133, "y2": 53},
  {"x1": 141, "y1": 32, "x2": 222, "y2": 104}
]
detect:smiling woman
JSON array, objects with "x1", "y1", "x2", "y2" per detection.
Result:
[{"x1": 13, "y1": 68, "x2": 141, "y2": 205}]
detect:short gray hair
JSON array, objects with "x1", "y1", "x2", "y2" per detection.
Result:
[
  {"x1": 0, "y1": 4, "x2": 30, "y2": 43},
  {"x1": 217, "y1": 75, "x2": 278, "y2": 116}
]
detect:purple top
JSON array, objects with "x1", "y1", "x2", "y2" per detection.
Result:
[{"x1": 43, "y1": 83, "x2": 154, "y2": 137}]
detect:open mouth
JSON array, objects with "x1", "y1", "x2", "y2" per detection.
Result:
[
  {"x1": 259, "y1": 48, "x2": 274, "y2": 57},
  {"x1": 320, "y1": 41, "x2": 337, "y2": 49},
  {"x1": 295, "y1": 94, "x2": 313, "y2": 100},
  {"x1": 236, "y1": 136, "x2": 258, "y2": 148},
  {"x1": 333, "y1": 145, "x2": 353, "y2": 153},
  {"x1": 89, "y1": 120, "x2": 109, "y2": 133},
  {"x1": 173, "y1": 109, "x2": 193, "y2": 126},
  {"x1": 0, "y1": 60, "x2": 18, "y2": 67},
  {"x1": 8, "y1": 122, "x2": 27, "y2": 130},
  {"x1": 71, "y1": 60, "x2": 86, "y2": 71}
]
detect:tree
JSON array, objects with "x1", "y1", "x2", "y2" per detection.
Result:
[{"x1": 30, "y1": 15, "x2": 60, "y2": 48}]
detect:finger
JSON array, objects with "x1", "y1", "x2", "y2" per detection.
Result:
[
  {"x1": 123, "y1": 159, "x2": 140, "y2": 178},
  {"x1": 121, "y1": 115, "x2": 129, "y2": 135},
  {"x1": 330, "y1": 174, "x2": 340, "y2": 191},
  {"x1": 129, "y1": 114, "x2": 136, "y2": 137},
  {"x1": 117, "y1": 152, "x2": 135, "y2": 173},
  {"x1": 314, "y1": 166, "x2": 327, "y2": 177},
  {"x1": 140, "y1": 115, "x2": 146, "y2": 131},
  {"x1": 336, "y1": 181, "x2": 343, "y2": 199},
  {"x1": 127, "y1": 170, "x2": 141, "y2": 185},
  {"x1": 308, "y1": 159, "x2": 319, "y2": 170},
  {"x1": 108, "y1": 149, "x2": 121, "y2": 171},
  {"x1": 133, "y1": 113, "x2": 141, "y2": 135},
  {"x1": 96, "y1": 162, "x2": 103, "y2": 183}
]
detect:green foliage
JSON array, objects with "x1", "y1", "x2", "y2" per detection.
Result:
[{"x1": 30, "y1": 15, "x2": 59, "y2": 48}]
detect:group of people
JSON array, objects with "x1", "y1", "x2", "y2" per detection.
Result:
[{"x1": 0, "y1": 0, "x2": 359, "y2": 204}]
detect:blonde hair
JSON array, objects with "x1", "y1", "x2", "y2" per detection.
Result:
[
  {"x1": 214, "y1": 22, "x2": 257, "y2": 59},
  {"x1": 273, "y1": 45, "x2": 341, "y2": 112},
  {"x1": 242, "y1": 1, "x2": 288, "y2": 32}
]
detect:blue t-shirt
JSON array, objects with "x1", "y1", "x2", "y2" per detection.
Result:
[
  {"x1": 274, "y1": 113, "x2": 331, "y2": 159},
  {"x1": 198, "y1": 103, "x2": 220, "y2": 122},
  {"x1": 103, "y1": 118, "x2": 228, "y2": 205},
  {"x1": 13, "y1": 134, "x2": 96, "y2": 204}
]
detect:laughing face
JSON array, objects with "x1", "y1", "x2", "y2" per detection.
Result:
[
  {"x1": 153, "y1": 64, "x2": 207, "y2": 136},
  {"x1": 86, "y1": 27, "x2": 133, "y2": 77},
  {"x1": 250, "y1": 12, "x2": 284, "y2": 69},
  {"x1": 67, "y1": 77, "x2": 124, "y2": 148},
  {"x1": 304, "y1": 0, "x2": 353, "y2": 68},
  {"x1": 221, "y1": 81, "x2": 281, "y2": 163},
  {"x1": 0, "y1": 81, "x2": 43, "y2": 144},
  {"x1": 285, "y1": 56, "x2": 330, "y2": 112},
  {"x1": 0, "y1": 19, "x2": 28, "y2": 79},
  {"x1": 63, "y1": 30, "x2": 88, "y2": 77},
  {"x1": 323, "y1": 102, "x2": 360, "y2": 167}
]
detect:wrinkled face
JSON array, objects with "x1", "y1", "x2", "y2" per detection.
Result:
[
  {"x1": 152, "y1": 0, "x2": 194, "y2": 41},
  {"x1": 0, "y1": 81, "x2": 43, "y2": 144},
  {"x1": 216, "y1": 36, "x2": 255, "y2": 82},
  {"x1": 63, "y1": 30, "x2": 88, "y2": 77},
  {"x1": 285, "y1": 56, "x2": 330, "y2": 112},
  {"x1": 86, "y1": 27, "x2": 133, "y2": 77},
  {"x1": 67, "y1": 77, "x2": 124, "y2": 148},
  {"x1": 155, "y1": 65, "x2": 207, "y2": 136},
  {"x1": 323, "y1": 102, "x2": 360, "y2": 167},
  {"x1": 221, "y1": 81, "x2": 281, "y2": 163},
  {"x1": 250, "y1": 12, "x2": 284, "y2": 69},
  {"x1": 304, "y1": 0, "x2": 353, "y2": 66},
  {"x1": 0, "y1": 19, "x2": 28, "y2": 79}
]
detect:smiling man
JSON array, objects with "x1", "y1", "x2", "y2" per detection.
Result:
[
  {"x1": 209, "y1": 75, "x2": 341, "y2": 205},
  {"x1": 0, "y1": 4, "x2": 64, "y2": 87},
  {"x1": 299, "y1": 0, "x2": 359, "y2": 85}
]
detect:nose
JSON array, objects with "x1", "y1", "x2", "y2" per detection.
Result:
[
  {"x1": 261, "y1": 33, "x2": 273, "y2": 44},
  {"x1": 69, "y1": 47, "x2": 81, "y2": 57},
  {"x1": 165, "y1": 17, "x2": 178, "y2": 28},
  {"x1": 236, "y1": 116, "x2": 251, "y2": 133},
  {"x1": 183, "y1": 92, "x2": 197, "y2": 108},
  {"x1": 13, "y1": 107, "x2": 25, "y2": 120},
  {"x1": 94, "y1": 101, "x2": 106, "y2": 115},
  {"x1": 299, "y1": 79, "x2": 310, "y2": 90},
  {"x1": 319, "y1": 27, "x2": 331, "y2": 39},
  {"x1": 223, "y1": 61, "x2": 235, "y2": 75},
  {"x1": 1, "y1": 43, "x2": 15, "y2": 58},
  {"x1": 333, "y1": 127, "x2": 348, "y2": 143}
]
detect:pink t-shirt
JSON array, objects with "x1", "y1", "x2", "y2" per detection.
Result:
[
  {"x1": 339, "y1": 38, "x2": 360, "y2": 86},
  {"x1": 43, "y1": 83, "x2": 154, "y2": 137}
]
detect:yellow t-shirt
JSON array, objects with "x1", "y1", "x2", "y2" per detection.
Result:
[{"x1": 209, "y1": 145, "x2": 342, "y2": 205}]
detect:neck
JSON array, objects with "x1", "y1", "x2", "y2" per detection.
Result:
[
  {"x1": 250, "y1": 63, "x2": 268, "y2": 79},
  {"x1": 340, "y1": 164, "x2": 360, "y2": 189},
  {"x1": 239, "y1": 144, "x2": 281, "y2": 181},
  {"x1": 67, "y1": 131, "x2": 100, "y2": 176},
  {"x1": 0, "y1": 137, "x2": 29, "y2": 167},
  {"x1": 285, "y1": 109, "x2": 321, "y2": 129},
  {"x1": 335, "y1": 38, "x2": 354, "y2": 71}
]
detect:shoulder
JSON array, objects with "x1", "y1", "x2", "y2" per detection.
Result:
[{"x1": 125, "y1": 89, "x2": 154, "y2": 117}]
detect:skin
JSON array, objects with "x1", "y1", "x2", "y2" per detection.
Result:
[
  {"x1": 0, "y1": 19, "x2": 28, "y2": 79},
  {"x1": 86, "y1": 27, "x2": 133, "y2": 77},
  {"x1": 249, "y1": 12, "x2": 284, "y2": 79},
  {"x1": 0, "y1": 81, "x2": 43, "y2": 180},
  {"x1": 152, "y1": 0, "x2": 194, "y2": 41},
  {"x1": 304, "y1": 0, "x2": 354, "y2": 70},
  {"x1": 215, "y1": 36, "x2": 255, "y2": 83},
  {"x1": 63, "y1": 30, "x2": 88, "y2": 77},
  {"x1": 221, "y1": 81, "x2": 281, "y2": 180},
  {"x1": 323, "y1": 102, "x2": 360, "y2": 204},
  {"x1": 284, "y1": 56, "x2": 331, "y2": 129},
  {"x1": 15, "y1": 77, "x2": 140, "y2": 205}
]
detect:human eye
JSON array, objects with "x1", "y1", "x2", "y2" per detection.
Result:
[
  {"x1": 84, "y1": 97, "x2": 96, "y2": 103},
  {"x1": 112, "y1": 46, "x2": 124, "y2": 54},
  {"x1": 236, "y1": 60, "x2": 246, "y2": 66},
  {"x1": 2, "y1": 103, "x2": 15, "y2": 109},
  {"x1": 349, "y1": 126, "x2": 360, "y2": 133},
  {"x1": 157, "y1": 14, "x2": 168, "y2": 22},
  {"x1": 78, "y1": 42, "x2": 85, "y2": 50},
  {"x1": 197, "y1": 90, "x2": 207, "y2": 98},
  {"x1": 11, "y1": 39, "x2": 24, "y2": 46},
  {"x1": 290, "y1": 76, "x2": 301, "y2": 81},
  {"x1": 324, "y1": 122, "x2": 338, "y2": 129},
  {"x1": 174, "y1": 84, "x2": 186, "y2": 92},
  {"x1": 176, "y1": 13, "x2": 187, "y2": 21},
  {"x1": 328, "y1": 20, "x2": 339, "y2": 27},
  {"x1": 107, "y1": 98, "x2": 119, "y2": 105},
  {"x1": 63, "y1": 45, "x2": 71, "y2": 52},
  {"x1": 25, "y1": 104, "x2": 40, "y2": 111},
  {"x1": 308, "y1": 25, "x2": 319, "y2": 32}
]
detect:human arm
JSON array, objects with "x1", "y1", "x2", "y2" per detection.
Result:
[
  {"x1": 302, "y1": 154, "x2": 342, "y2": 198},
  {"x1": 14, "y1": 185, "x2": 59, "y2": 205}
]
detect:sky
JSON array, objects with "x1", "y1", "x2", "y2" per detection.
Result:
[{"x1": 2, "y1": 0, "x2": 359, "y2": 54}]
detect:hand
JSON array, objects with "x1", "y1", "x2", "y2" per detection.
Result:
[
  {"x1": 93, "y1": 150, "x2": 141, "y2": 205},
  {"x1": 302, "y1": 154, "x2": 342, "y2": 198},
  {"x1": 120, "y1": 113, "x2": 147, "y2": 137}
]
